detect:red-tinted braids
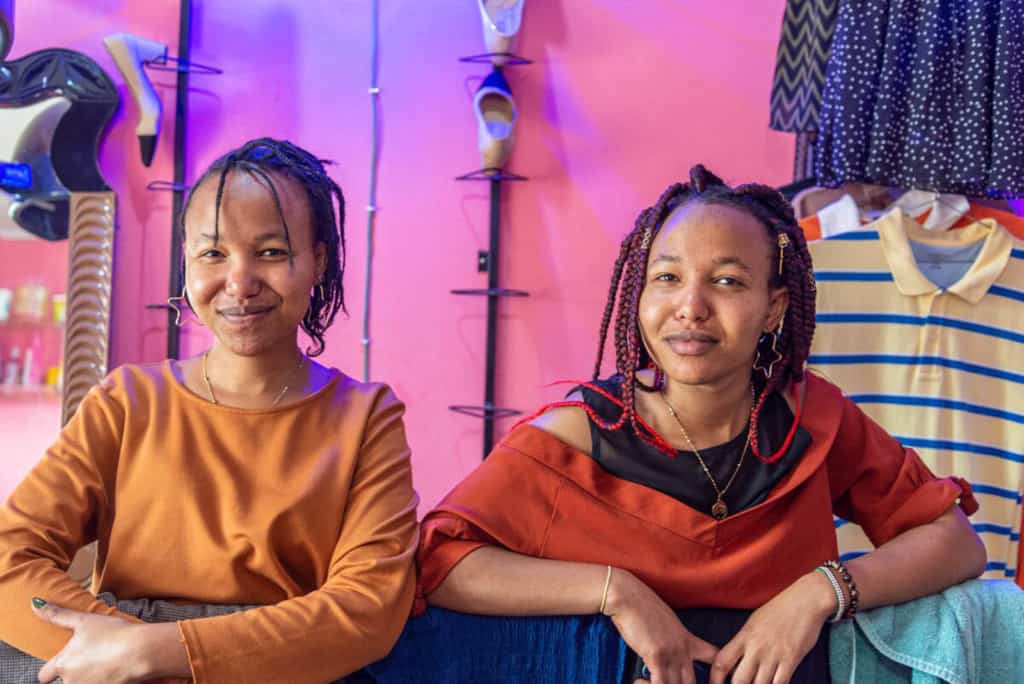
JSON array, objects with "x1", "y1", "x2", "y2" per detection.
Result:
[{"x1": 590, "y1": 165, "x2": 817, "y2": 461}]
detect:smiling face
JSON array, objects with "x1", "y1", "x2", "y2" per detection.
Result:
[
  {"x1": 183, "y1": 169, "x2": 326, "y2": 357},
  {"x1": 638, "y1": 201, "x2": 788, "y2": 387}
]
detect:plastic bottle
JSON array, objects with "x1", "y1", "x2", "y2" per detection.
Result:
[
  {"x1": 21, "y1": 334, "x2": 39, "y2": 386},
  {"x1": 3, "y1": 346, "x2": 20, "y2": 385}
]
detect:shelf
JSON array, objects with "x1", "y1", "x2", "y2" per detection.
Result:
[
  {"x1": 0, "y1": 318, "x2": 64, "y2": 331},
  {"x1": 449, "y1": 404, "x2": 522, "y2": 420},
  {"x1": 451, "y1": 287, "x2": 529, "y2": 298},
  {"x1": 0, "y1": 384, "x2": 61, "y2": 403}
]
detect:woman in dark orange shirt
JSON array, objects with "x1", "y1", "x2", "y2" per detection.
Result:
[{"x1": 417, "y1": 166, "x2": 985, "y2": 684}]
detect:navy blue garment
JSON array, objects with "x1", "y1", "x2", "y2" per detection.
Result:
[
  {"x1": 815, "y1": 0, "x2": 1024, "y2": 197},
  {"x1": 355, "y1": 609, "x2": 628, "y2": 683}
]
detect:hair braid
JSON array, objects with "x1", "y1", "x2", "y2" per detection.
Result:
[{"x1": 587, "y1": 166, "x2": 817, "y2": 460}]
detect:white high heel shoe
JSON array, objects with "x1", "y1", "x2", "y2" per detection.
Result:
[
  {"x1": 477, "y1": 0, "x2": 525, "y2": 66},
  {"x1": 0, "y1": 0, "x2": 14, "y2": 60},
  {"x1": 473, "y1": 69, "x2": 517, "y2": 172},
  {"x1": 103, "y1": 33, "x2": 167, "y2": 167}
]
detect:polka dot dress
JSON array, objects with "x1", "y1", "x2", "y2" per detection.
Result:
[{"x1": 815, "y1": 0, "x2": 1024, "y2": 198}]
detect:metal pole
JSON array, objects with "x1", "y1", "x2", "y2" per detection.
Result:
[
  {"x1": 167, "y1": 0, "x2": 191, "y2": 359},
  {"x1": 483, "y1": 177, "x2": 501, "y2": 456}
]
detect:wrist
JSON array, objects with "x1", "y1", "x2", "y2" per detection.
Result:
[
  {"x1": 602, "y1": 566, "x2": 635, "y2": 617},
  {"x1": 135, "y1": 622, "x2": 192, "y2": 679},
  {"x1": 804, "y1": 569, "x2": 839, "y2": 623}
]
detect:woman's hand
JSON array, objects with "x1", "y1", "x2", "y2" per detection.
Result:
[
  {"x1": 709, "y1": 571, "x2": 834, "y2": 684},
  {"x1": 604, "y1": 568, "x2": 719, "y2": 684},
  {"x1": 31, "y1": 600, "x2": 189, "y2": 684}
]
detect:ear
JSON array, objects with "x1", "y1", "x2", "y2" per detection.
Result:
[
  {"x1": 314, "y1": 242, "x2": 327, "y2": 282},
  {"x1": 765, "y1": 286, "x2": 789, "y2": 333}
]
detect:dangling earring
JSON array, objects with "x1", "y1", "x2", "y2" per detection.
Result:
[
  {"x1": 754, "y1": 318, "x2": 784, "y2": 379},
  {"x1": 167, "y1": 291, "x2": 186, "y2": 327},
  {"x1": 318, "y1": 283, "x2": 326, "y2": 303}
]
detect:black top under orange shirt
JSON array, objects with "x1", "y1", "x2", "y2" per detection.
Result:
[{"x1": 577, "y1": 378, "x2": 808, "y2": 517}]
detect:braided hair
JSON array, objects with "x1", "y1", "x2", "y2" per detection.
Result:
[
  {"x1": 591, "y1": 164, "x2": 817, "y2": 461},
  {"x1": 180, "y1": 137, "x2": 347, "y2": 356}
]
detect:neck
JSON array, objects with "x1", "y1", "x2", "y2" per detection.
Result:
[
  {"x1": 205, "y1": 339, "x2": 304, "y2": 397},
  {"x1": 659, "y1": 373, "x2": 754, "y2": 449}
]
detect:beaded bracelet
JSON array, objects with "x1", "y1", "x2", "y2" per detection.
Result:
[
  {"x1": 815, "y1": 565, "x2": 846, "y2": 623},
  {"x1": 823, "y1": 559, "x2": 859, "y2": 620}
]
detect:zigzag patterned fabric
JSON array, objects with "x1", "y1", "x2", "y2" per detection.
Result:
[{"x1": 769, "y1": 0, "x2": 838, "y2": 132}]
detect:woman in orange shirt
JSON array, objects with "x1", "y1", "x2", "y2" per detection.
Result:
[
  {"x1": 0, "y1": 138, "x2": 419, "y2": 683},
  {"x1": 417, "y1": 166, "x2": 985, "y2": 684}
]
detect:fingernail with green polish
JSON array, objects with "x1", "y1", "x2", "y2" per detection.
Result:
[{"x1": 31, "y1": 597, "x2": 46, "y2": 608}]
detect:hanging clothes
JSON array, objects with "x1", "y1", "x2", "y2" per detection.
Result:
[
  {"x1": 799, "y1": 191, "x2": 1024, "y2": 242},
  {"x1": 815, "y1": 0, "x2": 1024, "y2": 198},
  {"x1": 769, "y1": 0, "x2": 840, "y2": 132},
  {"x1": 808, "y1": 208, "x2": 1024, "y2": 585}
]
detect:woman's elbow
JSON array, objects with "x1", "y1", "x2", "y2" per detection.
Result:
[{"x1": 947, "y1": 507, "x2": 987, "y2": 579}]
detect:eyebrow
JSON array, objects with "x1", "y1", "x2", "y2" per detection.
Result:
[
  {"x1": 196, "y1": 231, "x2": 288, "y2": 244},
  {"x1": 649, "y1": 253, "x2": 753, "y2": 272},
  {"x1": 712, "y1": 256, "x2": 753, "y2": 272}
]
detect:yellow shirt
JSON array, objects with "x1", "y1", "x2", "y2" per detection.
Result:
[
  {"x1": 809, "y1": 209, "x2": 1023, "y2": 581},
  {"x1": 0, "y1": 362, "x2": 419, "y2": 682}
]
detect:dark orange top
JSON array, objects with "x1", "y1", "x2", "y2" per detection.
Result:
[
  {"x1": 0, "y1": 363, "x2": 419, "y2": 683},
  {"x1": 416, "y1": 374, "x2": 977, "y2": 613}
]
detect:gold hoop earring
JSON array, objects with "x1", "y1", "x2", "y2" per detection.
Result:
[{"x1": 754, "y1": 319, "x2": 784, "y2": 379}]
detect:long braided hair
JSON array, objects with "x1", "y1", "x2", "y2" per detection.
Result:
[
  {"x1": 180, "y1": 137, "x2": 347, "y2": 356},
  {"x1": 588, "y1": 164, "x2": 817, "y2": 461}
]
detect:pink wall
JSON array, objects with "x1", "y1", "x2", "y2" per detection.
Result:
[{"x1": 1, "y1": 1, "x2": 793, "y2": 508}]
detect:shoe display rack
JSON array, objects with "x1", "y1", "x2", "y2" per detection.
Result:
[
  {"x1": 138, "y1": 0, "x2": 221, "y2": 359},
  {"x1": 448, "y1": 1, "x2": 531, "y2": 459}
]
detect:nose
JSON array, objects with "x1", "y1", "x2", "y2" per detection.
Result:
[
  {"x1": 674, "y1": 280, "x2": 710, "y2": 322},
  {"x1": 224, "y1": 256, "x2": 262, "y2": 299}
]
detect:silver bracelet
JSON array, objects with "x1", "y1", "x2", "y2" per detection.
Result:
[{"x1": 815, "y1": 565, "x2": 845, "y2": 623}]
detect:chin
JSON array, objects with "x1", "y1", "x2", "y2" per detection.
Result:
[
  {"x1": 213, "y1": 328, "x2": 290, "y2": 357},
  {"x1": 661, "y1": 361, "x2": 735, "y2": 387}
]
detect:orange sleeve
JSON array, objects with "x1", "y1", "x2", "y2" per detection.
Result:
[
  {"x1": 415, "y1": 436, "x2": 562, "y2": 614},
  {"x1": 177, "y1": 388, "x2": 419, "y2": 683},
  {"x1": 826, "y1": 395, "x2": 978, "y2": 547},
  {"x1": 799, "y1": 215, "x2": 823, "y2": 242},
  {"x1": 0, "y1": 377, "x2": 147, "y2": 660}
]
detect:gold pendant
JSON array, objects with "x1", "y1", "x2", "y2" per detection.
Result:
[{"x1": 711, "y1": 499, "x2": 728, "y2": 520}]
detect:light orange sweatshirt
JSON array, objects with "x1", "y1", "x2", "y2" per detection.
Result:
[{"x1": 0, "y1": 362, "x2": 419, "y2": 683}]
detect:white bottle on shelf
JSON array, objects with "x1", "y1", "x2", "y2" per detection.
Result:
[
  {"x1": 3, "y1": 346, "x2": 20, "y2": 385},
  {"x1": 21, "y1": 335, "x2": 37, "y2": 386}
]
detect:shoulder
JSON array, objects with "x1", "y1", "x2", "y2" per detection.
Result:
[
  {"x1": 320, "y1": 371, "x2": 409, "y2": 438},
  {"x1": 90, "y1": 361, "x2": 172, "y2": 408},
  {"x1": 327, "y1": 371, "x2": 403, "y2": 411},
  {"x1": 527, "y1": 391, "x2": 592, "y2": 455}
]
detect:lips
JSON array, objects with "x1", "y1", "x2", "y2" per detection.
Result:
[
  {"x1": 663, "y1": 330, "x2": 718, "y2": 356},
  {"x1": 218, "y1": 304, "x2": 274, "y2": 325}
]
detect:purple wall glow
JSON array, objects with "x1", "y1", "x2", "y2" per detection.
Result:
[{"x1": 2, "y1": 1, "x2": 796, "y2": 508}]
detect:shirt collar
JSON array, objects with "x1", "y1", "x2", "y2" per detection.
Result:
[{"x1": 876, "y1": 207, "x2": 1012, "y2": 304}]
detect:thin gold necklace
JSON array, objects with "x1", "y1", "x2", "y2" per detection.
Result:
[
  {"x1": 202, "y1": 351, "x2": 306, "y2": 408},
  {"x1": 659, "y1": 384, "x2": 755, "y2": 521}
]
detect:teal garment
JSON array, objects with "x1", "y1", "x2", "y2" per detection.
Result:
[{"x1": 830, "y1": 580, "x2": 1024, "y2": 684}]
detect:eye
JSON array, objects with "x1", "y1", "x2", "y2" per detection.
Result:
[
  {"x1": 713, "y1": 275, "x2": 745, "y2": 287},
  {"x1": 258, "y1": 248, "x2": 291, "y2": 258},
  {"x1": 198, "y1": 248, "x2": 224, "y2": 259},
  {"x1": 652, "y1": 272, "x2": 678, "y2": 283}
]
